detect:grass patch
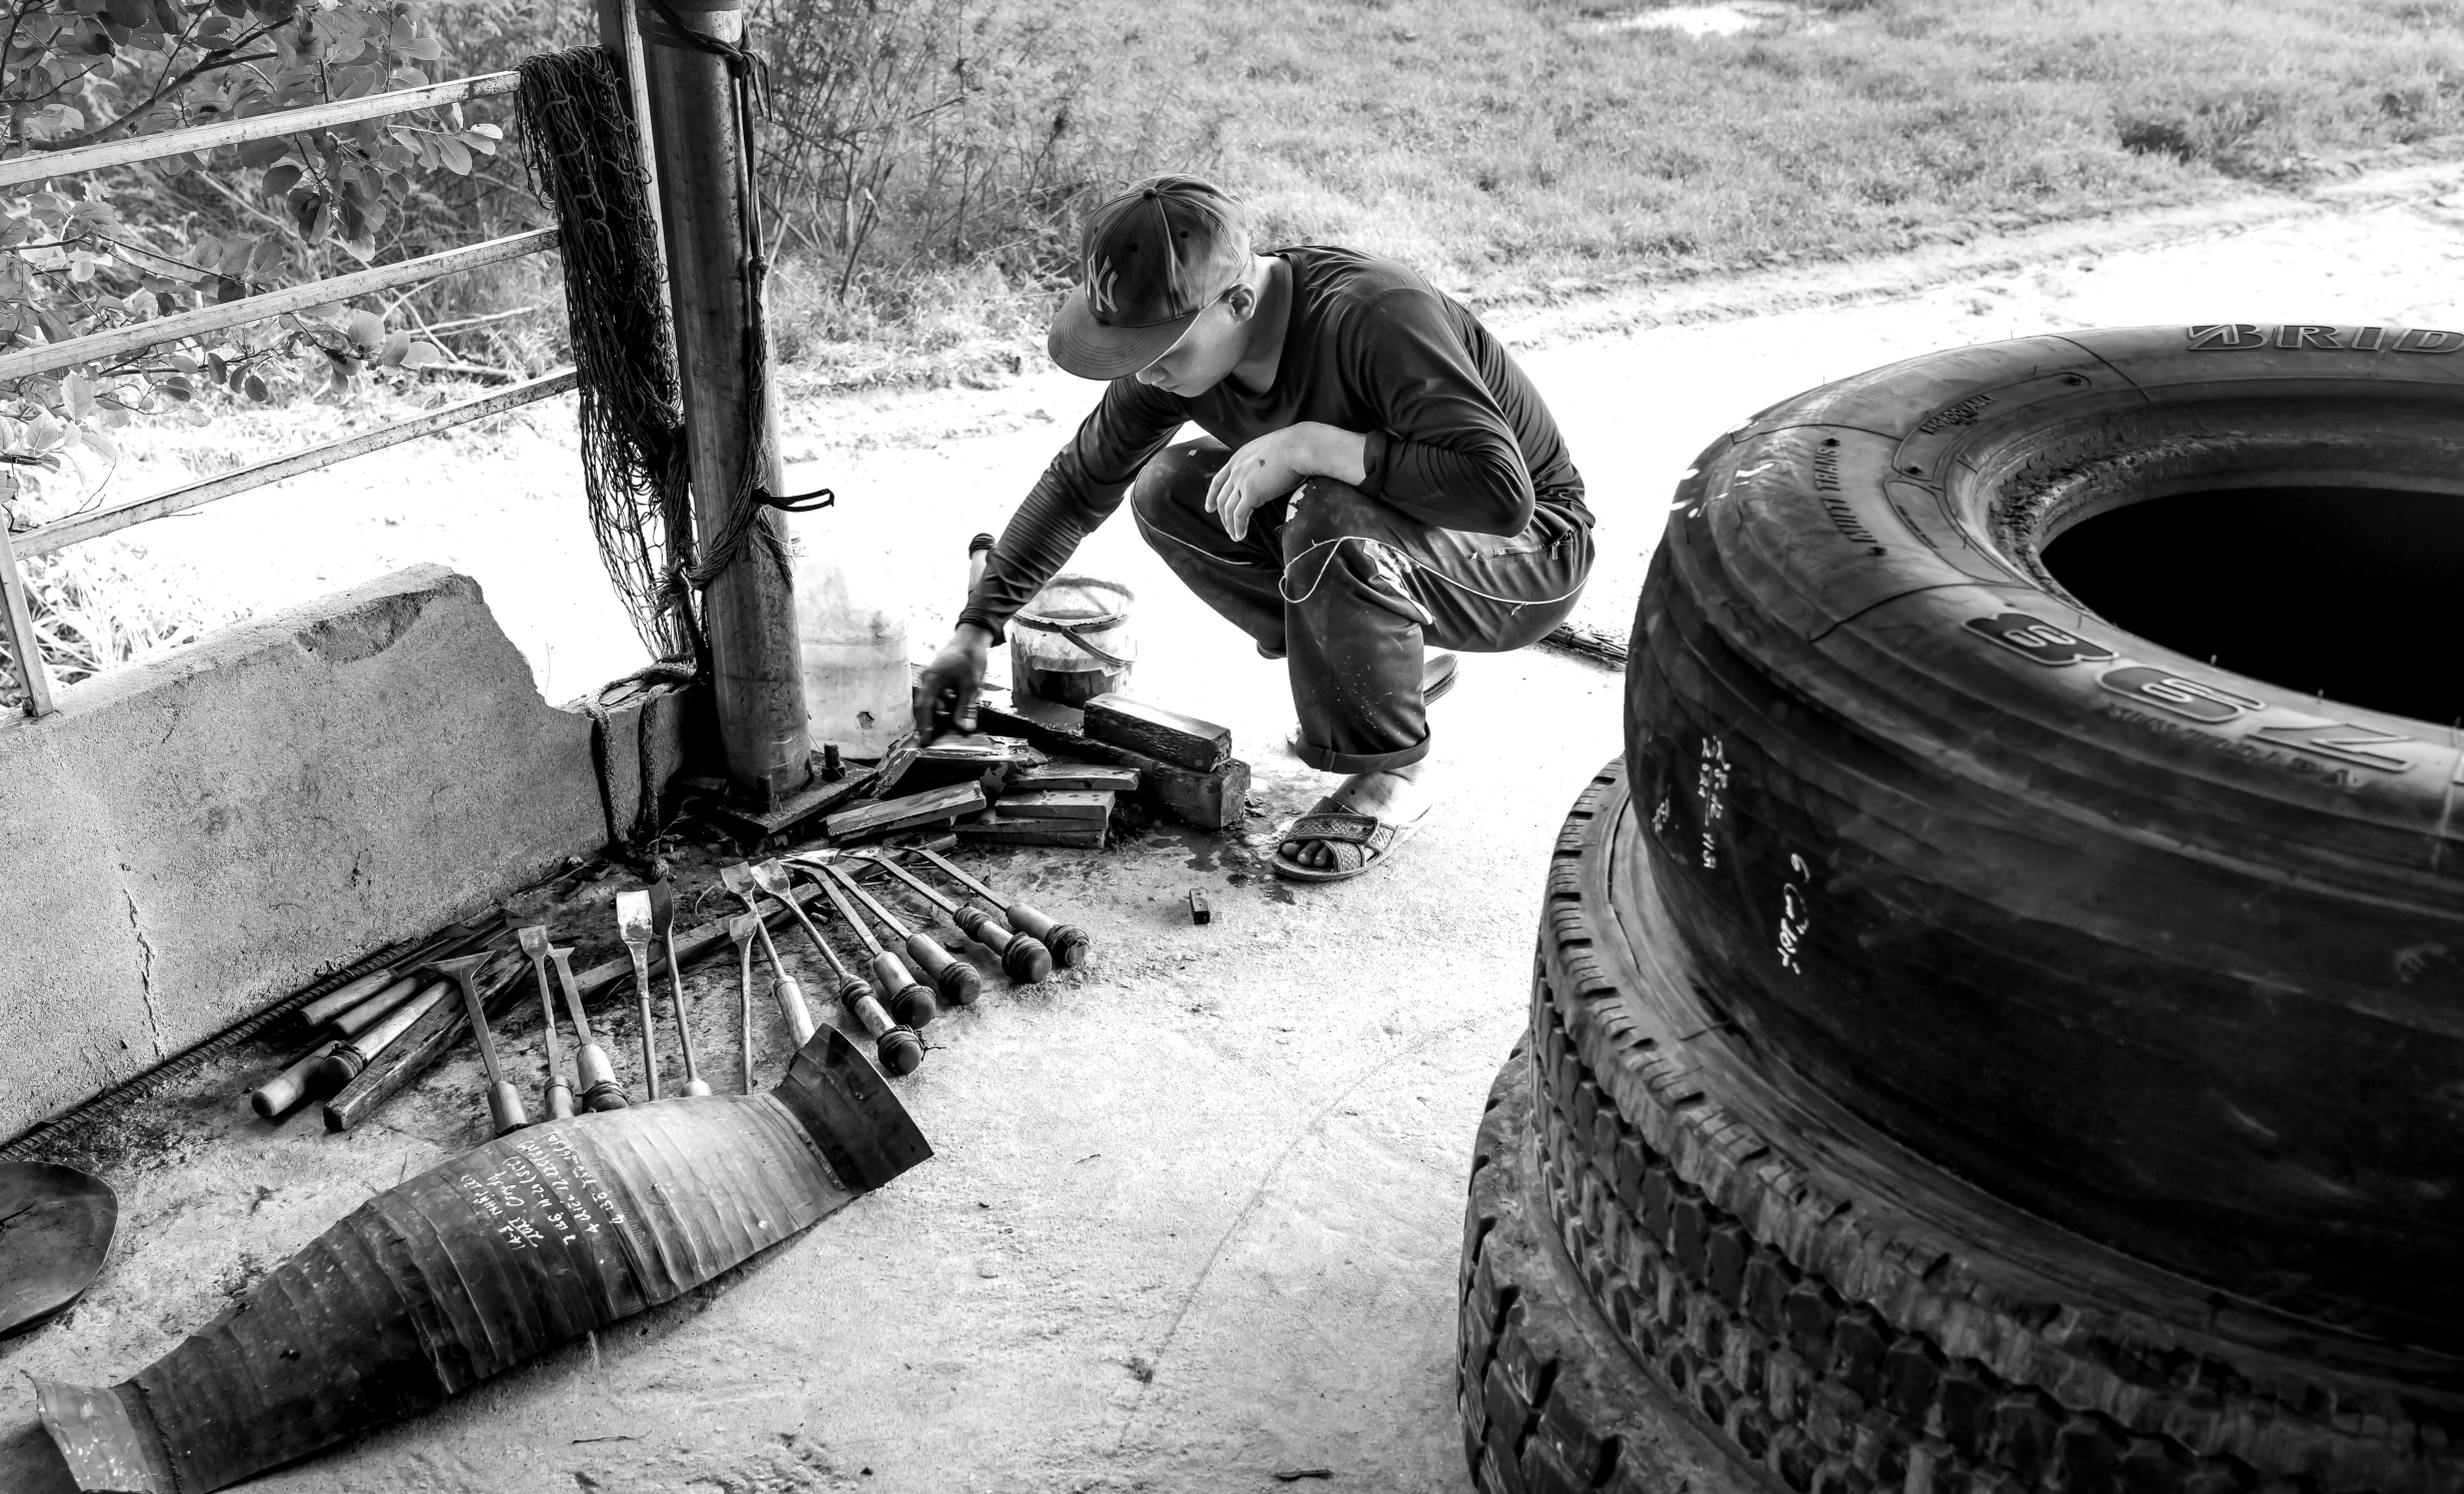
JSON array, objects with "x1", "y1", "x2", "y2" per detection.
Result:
[{"x1": 766, "y1": 0, "x2": 2464, "y2": 383}]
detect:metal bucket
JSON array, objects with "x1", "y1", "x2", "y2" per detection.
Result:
[{"x1": 1010, "y1": 574, "x2": 1136, "y2": 707}]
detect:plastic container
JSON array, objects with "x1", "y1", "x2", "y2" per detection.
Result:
[
  {"x1": 796, "y1": 549, "x2": 910, "y2": 758},
  {"x1": 1011, "y1": 574, "x2": 1136, "y2": 708}
]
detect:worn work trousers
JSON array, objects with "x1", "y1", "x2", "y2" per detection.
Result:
[{"x1": 1131, "y1": 438, "x2": 1592, "y2": 774}]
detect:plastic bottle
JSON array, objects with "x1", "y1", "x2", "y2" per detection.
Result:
[{"x1": 795, "y1": 547, "x2": 909, "y2": 759}]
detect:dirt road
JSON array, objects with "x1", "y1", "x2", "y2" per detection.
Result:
[{"x1": 5, "y1": 168, "x2": 2461, "y2": 1494}]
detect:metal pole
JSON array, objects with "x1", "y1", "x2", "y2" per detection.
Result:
[
  {"x1": 0, "y1": 521, "x2": 56, "y2": 718},
  {"x1": 633, "y1": 0, "x2": 810, "y2": 806}
]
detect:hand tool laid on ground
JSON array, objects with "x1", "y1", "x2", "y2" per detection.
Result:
[
  {"x1": 296, "y1": 967, "x2": 409, "y2": 1029},
  {"x1": 550, "y1": 943, "x2": 628, "y2": 1110},
  {"x1": 751, "y1": 862, "x2": 922, "y2": 1075},
  {"x1": 615, "y1": 889, "x2": 663, "y2": 1101},
  {"x1": 518, "y1": 927, "x2": 576, "y2": 1120},
  {"x1": 0, "y1": 1161, "x2": 116, "y2": 1338},
  {"x1": 326, "y1": 976, "x2": 424, "y2": 1040},
  {"x1": 321, "y1": 949, "x2": 525, "y2": 1132},
  {"x1": 909, "y1": 844, "x2": 1091, "y2": 968},
  {"x1": 727, "y1": 913, "x2": 759, "y2": 1093},
  {"x1": 314, "y1": 979, "x2": 451, "y2": 1097},
  {"x1": 805, "y1": 864, "x2": 940, "y2": 1029},
  {"x1": 855, "y1": 850, "x2": 1054, "y2": 983},
  {"x1": 248, "y1": 1041, "x2": 340, "y2": 1120},
  {"x1": 723, "y1": 861, "x2": 817, "y2": 1046},
  {"x1": 650, "y1": 879, "x2": 713, "y2": 1097},
  {"x1": 431, "y1": 953, "x2": 526, "y2": 1136},
  {"x1": 753, "y1": 858, "x2": 935, "y2": 1027},
  {"x1": 792, "y1": 853, "x2": 981, "y2": 1008}
]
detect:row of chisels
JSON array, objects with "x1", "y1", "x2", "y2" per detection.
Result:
[{"x1": 247, "y1": 845, "x2": 1091, "y2": 1134}]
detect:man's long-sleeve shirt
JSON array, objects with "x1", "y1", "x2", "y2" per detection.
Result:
[{"x1": 959, "y1": 244, "x2": 1587, "y2": 641}]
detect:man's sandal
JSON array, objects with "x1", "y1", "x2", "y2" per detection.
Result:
[{"x1": 1271, "y1": 798, "x2": 1435, "y2": 883}]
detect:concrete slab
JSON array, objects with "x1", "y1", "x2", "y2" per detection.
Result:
[{"x1": 0, "y1": 565, "x2": 638, "y2": 1141}]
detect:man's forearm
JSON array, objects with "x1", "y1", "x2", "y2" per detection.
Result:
[{"x1": 1294, "y1": 422, "x2": 1369, "y2": 487}]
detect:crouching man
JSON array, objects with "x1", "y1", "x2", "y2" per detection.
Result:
[{"x1": 913, "y1": 174, "x2": 1591, "y2": 882}]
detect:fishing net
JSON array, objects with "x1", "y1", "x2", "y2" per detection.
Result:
[{"x1": 516, "y1": 47, "x2": 701, "y2": 667}]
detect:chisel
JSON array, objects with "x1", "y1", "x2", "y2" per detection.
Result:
[
  {"x1": 432, "y1": 953, "x2": 526, "y2": 1136},
  {"x1": 856, "y1": 850, "x2": 1053, "y2": 983},
  {"x1": 749, "y1": 866, "x2": 922, "y2": 1076},
  {"x1": 517, "y1": 926, "x2": 575, "y2": 1120},
  {"x1": 551, "y1": 943, "x2": 628, "y2": 1110},
  {"x1": 721, "y1": 861, "x2": 816, "y2": 1046},
  {"x1": 650, "y1": 879, "x2": 713, "y2": 1097},
  {"x1": 792, "y1": 854, "x2": 981, "y2": 1008},
  {"x1": 754, "y1": 858, "x2": 935, "y2": 1028},
  {"x1": 616, "y1": 889, "x2": 663, "y2": 1100},
  {"x1": 727, "y1": 914, "x2": 759, "y2": 1093},
  {"x1": 907, "y1": 845, "x2": 1091, "y2": 968}
]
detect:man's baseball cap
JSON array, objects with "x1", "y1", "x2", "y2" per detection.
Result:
[{"x1": 1046, "y1": 175, "x2": 1251, "y2": 381}]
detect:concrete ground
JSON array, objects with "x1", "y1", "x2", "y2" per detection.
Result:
[{"x1": 9, "y1": 163, "x2": 2464, "y2": 1492}]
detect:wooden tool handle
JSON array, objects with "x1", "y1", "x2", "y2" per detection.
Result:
[
  {"x1": 839, "y1": 979, "x2": 924, "y2": 1077},
  {"x1": 904, "y1": 931, "x2": 981, "y2": 1007},
  {"x1": 869, "y1": 950, "x2": 938, "y2": 1029},
  {"x1": 328, "y1": 976, "x2": 423, "y2": 1039},
  {"x1": 775, "y1": 973, "x2": 816, "y2": 1047},
  {"x1": 574, "y1": 1042, "x2": 629, "y2": 1111},
  {"x1": 545, "y1": 1078, "x2": 576, "y2": 1120},
  {"x1": 955, "y1": 902, "x2": 1053, "y2": 983},
  {"x1": 1001, "y1": 900, "x2": 1090, "y2": 968},
  {"x1": 485, "y1": 1080, "x2": 528, "y2": 1136},
  {"x1": 251, "y1": 1041, "x2": 340, "y2": 1120},
  {"x1": 297, "y1": 968, "x2": 399, "y2": 1027}
]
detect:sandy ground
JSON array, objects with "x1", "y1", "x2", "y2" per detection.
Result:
[{"x1": 7, "y1": 167, "x2": 2464, "y2": 1492}]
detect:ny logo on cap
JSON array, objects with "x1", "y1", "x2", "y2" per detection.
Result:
[{"x1": 1087, "y1": 255, "x2": 1120, "y2": 319}]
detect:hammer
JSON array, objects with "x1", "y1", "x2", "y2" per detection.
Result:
[
  {"x1": 791, "y1": 853, "x2": 981, "y2": 1008},
  {"x1": 908, "y1": 845, "x2": 1091, "y2": 968},
  {"x1": 858, "y1": 850, "x2": 1053, "y2": 983},
  {"x1": 430, "y1": 953, "x2": 526, "y2": 1136}
]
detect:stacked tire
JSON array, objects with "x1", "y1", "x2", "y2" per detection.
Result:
[{"x1": 1460, "y1": 326, "x2": 2464, "y2": 1494}]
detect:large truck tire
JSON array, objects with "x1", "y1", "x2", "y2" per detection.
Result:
[
  {"x1": 1513, "y1": 760, "x2": 2459, "y2": 1494},
  {"x1": 1625, "y1": 323, "x2": 2464, "y2": 1351},
  {"x1": 1459, "y1": 1042, "x2": 1764, "y2": 1494}
]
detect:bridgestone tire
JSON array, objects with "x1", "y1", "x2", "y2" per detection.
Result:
[
  {"x1": 1626, "y1": 324, "x2": 2464, "y2": 1352},
  {"x1": 1459, "y1": 1042, "x2": 1761, "y2": 1494},
  {"x1": 1520, "y1": 761, "x2": 2459, "y2": 1494}
]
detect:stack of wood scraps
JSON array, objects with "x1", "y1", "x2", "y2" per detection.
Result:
[{"x1": 806, "y1": 691, "x2": 1241, "y2": 850}]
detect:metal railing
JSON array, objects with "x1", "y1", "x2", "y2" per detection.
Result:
[{"x1": 0, "y1": 70, "x2": 573, "y2": 720}]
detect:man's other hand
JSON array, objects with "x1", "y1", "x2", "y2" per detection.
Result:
[
  {"x1": 914, "y1": 623, "x2": 996, "y2": 741},
  {"x1": 1206, "y1": 422, "x2": 1367, "y2": 543}
]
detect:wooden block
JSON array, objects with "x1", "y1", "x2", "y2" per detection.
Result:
[
  {"x1": 954, "y1": 813, "x2": 1106, "y2": 848},
  {"x1": 825, "y1": 782, "x2": 987, "y2": 843},
  {"x1": 975, "y1": 688, "x2": 1248, "y2": 829},
  {"x1": 1083, "y1": 695, "x2": 1232, "y2": 771},
  {"x1": 705, "y1": 766, "x2": 879, "y2": 838},
  {"x1": 1008, "y1": 763, "x2": 1140, "y2": 794},
  {"x1": 897, "y1": 735, "x2": 1046, "y2": 794},
  {"x1": 996, "y1": 789, "x2": 1114, "y2": 821}
]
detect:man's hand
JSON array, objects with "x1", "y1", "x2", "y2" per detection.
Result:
[
  {"x1": 1206, "y1": 422, "x2": 1368, "y2": 542},
  {"x1": 913, "y1": 623, "x2": 997, "y2": 741}
]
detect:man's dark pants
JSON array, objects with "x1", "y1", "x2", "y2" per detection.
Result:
[{"x1": 1131, "y1": 439, "x2": 1592, "y2": 774}]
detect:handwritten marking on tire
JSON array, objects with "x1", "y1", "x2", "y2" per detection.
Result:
[
  {"x1": 1697, "y1": 738, "x2": 1729, "y2": 869},
  {"x1": 1776, "y1": 853, "x2": 1812, "y2": 974}
]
